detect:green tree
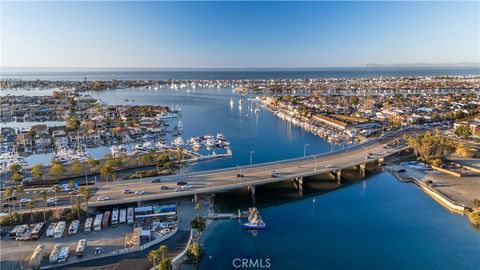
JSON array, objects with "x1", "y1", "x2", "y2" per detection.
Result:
[
  {"x1": 11, "y1": 172, "x2": 23, "y2": 182},
  {"x1": 87, "y1": 158, "x2": 100, "y2": 173},
  {"x1": 49, "y1": 163, "x2": 65, "y2": 180},
  {"x1": 66, "y1": 115, "x2": 81, "y2": 131},
  {"x1": 404, "y1": 130, "x2": 456, "y2": 165},
  {"x1": 148, "y1": 249, "x2": 160, "y2": 269},
  {"x1": 71, "y1": 159, "x2": 83, "y2": 175},
  {"x1": 454, "y1": 123, "x2": 471, "y2": 138},
  {"x1": 100, "y1": 165, "x2": 114, "y2": 181},
  {"x1": 158, "y1": 259, "x2": 173, "y2": 270},
  {"x1": 159, "y1": 245, "x2": 168, "y2": 261},
  {"x1": 9, "y1": 163, "x2": 22, "y2": 174},
  {"x1": 350, "y1": 96, "x2": 360, "y2": 106},
  {"x1": 78, "y1": 186, "x2": 91, "y2": 214},
  {"x1": 68, "y1": 180, "x2": 75, "y2": 190},
  {"x1": 31, "y1": 164, "x2": 43, "y2": 180},
  {"x1": 27, "y1": 200, "x2": 35, "y2": 223},
  {"x1": 187, "y1": 241, "x2": 202, "y2": 265},
  {"x1": 73, "y1": 199, "x2": 82, "y2": 219},
  {"x1": 40, "y1": 190, "x2": 48, "y2": 222}
]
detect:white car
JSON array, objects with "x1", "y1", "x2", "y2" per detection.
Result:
[
  {"x1": 182, "y1": 184, "x2": 192, "y2": 189},
  {"x1": 46, "y1": 198, "x2": 58, "y2": 206},
  {"x1": 97, "y1": 196, "x2": 109, "y2": 201},
  {"x1": 20, "y1": 198, "x2": 31, "y2": 203},
  {"x1": 135, "y1": 190, "x2": 145, "y2": 195}
]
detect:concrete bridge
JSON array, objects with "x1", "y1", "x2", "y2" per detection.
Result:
[{"x1": 88, "y1": 128, "x2": 418, "y2": 208}]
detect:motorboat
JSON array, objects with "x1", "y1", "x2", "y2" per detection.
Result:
[{"x1": 172, "y1": 137, "x2": 185, "y2": 147}]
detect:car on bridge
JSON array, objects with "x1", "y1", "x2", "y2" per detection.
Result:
[
  {"x1": 135, "y1": 190, "x2": 146, "y2": 195},
  {"x1": 161, "y1": 186, "x2": 169, "y2": 190},
  {"x1": 20, "y1": 198, "x2": 31, "y2": 204},
  {"x1": 46, "y1": 198, "x2": 58, "y2": 206},
  {"x1": 271, "y1": 170, "x2": 278, "y2": 177},
  {"x1": 123, "y1": 189, "x2": 134, "y2": 194},
  {"x1": 176, "y1": 181, "x2": 188, "y2": 186},
  {"x1": 151, "y1": 178, "x2": 162, "y2": 183},
  {"x1": 97, "y1": 196, "x2": 109, "y2": 201}
]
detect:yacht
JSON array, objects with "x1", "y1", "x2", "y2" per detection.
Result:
[
  {"x1": 229, "y1": 98, "x2": 234, "y2": 107},
  {"x1": 110, "y1": 145, "x2": 127, "y2": 157},
  {"x1": 172, "y1": 137, "x2": 185, "y2": 147},
  {"x1": 177, "y1": 120, "x2": 183, "y2": 131},
  {"x1": 158, "y1": 113, "x2": 179, "y2": 120},
  {"x1": 156, "y1": 140, "x2": 168, "y2": 149}
]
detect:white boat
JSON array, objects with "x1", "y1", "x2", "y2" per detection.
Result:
[
  {"x1": 133, "y1": 143, "x2": 147, "y2": 152},
  {"x1": 205, "y1": 138, "x2": 215, "y2": 148},
  {"x1": 159, "y1": 113, "x2": 179, "y2": 120},
  {"x1": 230, "y1": 98, "x2": 234, "y2": 107},
  {"x1": 172, "y1": 137, "x2": 185, "y2": 147},
  {"x1": 110, "y1": 145, "x2": 127, "y2": 157},
  {"x1": 156, "y1": 141, "x2": 169, "y2": 149},
  {"x1": 178, "y1": 120, "x2": 183, "y2": 131}
]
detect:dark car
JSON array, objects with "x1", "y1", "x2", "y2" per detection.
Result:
[
  {"x1": 160, "y1": 186, "x2": 169, "y2": 190},
  {"x1": 5, "y1": 196, "x2": 17, "y2": 201},
  {"x1": 176, "y1": 181, "x2": 187, "y2": 186},
  {"x1": 236, "y1": 173, "x2": 244, "y2": 178},
  {"x1": 151, "y1": 178, "x2": 162, "y2": 183}
]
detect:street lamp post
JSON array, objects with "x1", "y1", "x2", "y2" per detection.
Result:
[
  {"x1": 311, "y1": 155, "x2": 317, "y2": 171},
  {"x1": 304, "y1": 144, "x2": 310, "y2": 157},
  {"x1": 250, "y1": 151, "x2": 255, "y2": 165}
]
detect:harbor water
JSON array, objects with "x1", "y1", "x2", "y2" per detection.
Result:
[{"x1": 2, "y1": 68, "x2": 480, "y2": 269}]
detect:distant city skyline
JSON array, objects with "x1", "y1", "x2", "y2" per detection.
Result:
[{"x1": 1, "y1": 1, "x2": 479, "y2": 68}]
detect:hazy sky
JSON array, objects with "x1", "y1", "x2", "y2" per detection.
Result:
[{"x1": 1, "y1": 1, "x2": 479, "y2": 68}]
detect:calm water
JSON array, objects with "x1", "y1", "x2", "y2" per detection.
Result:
[
  {"x1": 3, "y1": 69, "x2": 480, "y2": 269},
  {"x1": 83, "y1": 86, "x2": 342, "y2": 172},
  {"x1": 2, "y1": 67, "x2": 480, "y2": 81},
  {"x1": 199, "y1": 173, "x2": 480, "y2": 270}
]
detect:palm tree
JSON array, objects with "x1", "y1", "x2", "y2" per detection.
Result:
[
  {"x1": 4, "y1": 188, "x2": 13, "y2": 226},
  {"x1": 73, "y1": 199, "x2": 82, "y2": 219},
  {"x1": 78, "y1": 187, "x2": 90, "y2": 216},
  {"x1": 16, "y1": 185, "x2": 24, "y2": 222},
  {"x1": 148, "y1": 249, "x2": 160, "y2": 269},
  {"x1": 194, "y1": 202, "x2": 201, "y2": 218},
  {"x1": 40, "y1": 190, "x2": 47, "y2": 222},
  {"x1": 158, "y1": 258, "x2": 173, "y2": 270},
  {"x1": 52, "y1": 185, "x2": 60, "y2": 211},
  {"x1": 159, "y1": 245, "x2": 168, "y2": 261},
  {"x1": 27, "y1": 200, "x2": 35, "y2": 223}
]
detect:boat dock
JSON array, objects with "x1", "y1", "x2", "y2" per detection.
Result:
[{"x1": 206, "y1": 210, "x2": 248, "y2": 220}]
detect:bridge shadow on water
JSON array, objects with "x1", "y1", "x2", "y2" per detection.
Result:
[{"x1": 213, "y1": 165, "x2": 382, "y2": 213}]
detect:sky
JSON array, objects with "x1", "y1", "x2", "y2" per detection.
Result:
[{"x1": 1, "y1": 1, "x2": 479, "y2": 68}]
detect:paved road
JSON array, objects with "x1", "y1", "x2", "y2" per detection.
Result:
[
  {"x1": 2, "y1": 128, "x2": 421, "y2": 212},
  {"x1": 88, "y1": 129, "x2": 419, "y2": 208}
]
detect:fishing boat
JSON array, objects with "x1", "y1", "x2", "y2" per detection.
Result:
[{"x1": 242, "y1": 207, "x2": 266, "y2": 230}]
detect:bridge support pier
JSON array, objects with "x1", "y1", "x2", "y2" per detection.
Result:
[
  {"x1": 359, "y1": 163, "x2": 366, "y2": 178},
  {"x1": 334, "y1": 169, "x2": 342, "y2": 184},
  {"x1": 377, "y1": 157, "x2": 384, "y2": 165},
  {"x1": 248, "y1": 185, "x2": 256, "y2": 204},
  {"x1": 194, "y1": 193, "x2": 198, "y2": 203},
  {"x1": 292, "y1": 177, "x2": 304, "y2": 195}
]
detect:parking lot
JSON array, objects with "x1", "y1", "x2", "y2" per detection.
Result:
[{"x1": 0, "y1": 221, "x2": 133, "y2": 270}]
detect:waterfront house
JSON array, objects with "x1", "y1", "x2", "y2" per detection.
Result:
[{"x1": 16, "y1": 133, "x2": 34, "y2": 151}]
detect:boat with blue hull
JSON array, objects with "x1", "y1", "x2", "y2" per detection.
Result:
[{"x1": 242, "y1": 207, "x2": 266, "y2": 230}]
